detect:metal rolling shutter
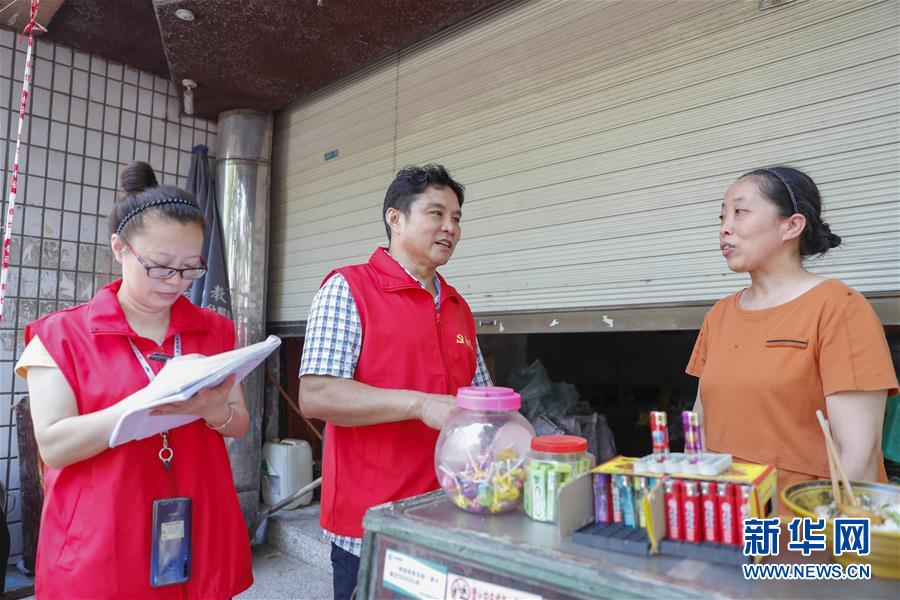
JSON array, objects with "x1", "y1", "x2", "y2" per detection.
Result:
[{"x1": 268, "y1": 0, "x2": 899, "y2": 328}]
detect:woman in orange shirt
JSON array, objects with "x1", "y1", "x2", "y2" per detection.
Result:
[{"x1": 687, "y1": 166, "x2": 898, "y2": 506}]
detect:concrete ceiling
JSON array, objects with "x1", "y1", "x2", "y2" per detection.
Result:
[{"x1": 24, "y1": 0, "x2": 502, "y2": 119}]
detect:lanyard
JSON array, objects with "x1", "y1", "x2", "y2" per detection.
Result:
[
  {"x1": 128, "y1": 334, "x2": 182, "y2": 471},
  {"x1": 128, "y1": 334, "x2": 182, "y2": 382}
]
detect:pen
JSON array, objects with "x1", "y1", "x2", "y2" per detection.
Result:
[{"x1": 148, "y1": 353, "x2": 173, "y2": 362}]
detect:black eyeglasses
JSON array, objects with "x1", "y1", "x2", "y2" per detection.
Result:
[{"x1": 121, "y1": 238, "x2": 208, "y2": 280}]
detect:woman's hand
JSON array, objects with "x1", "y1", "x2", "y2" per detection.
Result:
[{"x1": 150, "y1": 374, "x2": 236, "y2": 426}]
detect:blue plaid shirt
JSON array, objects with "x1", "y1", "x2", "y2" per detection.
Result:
[{"x1": 299, "y1": 255, "x2": 492, "y2": 556}]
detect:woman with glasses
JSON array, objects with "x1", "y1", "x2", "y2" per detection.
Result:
[{"x1": 15, "y1": 161, "x2": 252, "y2": 598}]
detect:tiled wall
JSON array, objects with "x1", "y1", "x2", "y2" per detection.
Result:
[{"x1": 0, "y1": 29, "x2": 217, "y2": 564}]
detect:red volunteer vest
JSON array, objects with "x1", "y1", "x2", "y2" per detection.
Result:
[
  {"x1": 319, "y1": 248, "x2": 477, "y2": 537},
  {"x1": 25, "y1": 280, "x2": 252, "y2": 599}
]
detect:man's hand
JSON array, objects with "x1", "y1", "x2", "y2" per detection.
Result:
[
  {"x1": 418, "y1": 394, "x2": 457, "y2": 430},
  {"x1": 300, "y1": 376, "x2": 460, "y2": 428}
]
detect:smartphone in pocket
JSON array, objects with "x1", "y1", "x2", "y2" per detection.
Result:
[{"x1": 150, "y1": 497, "x2": 192, "y2": 587}]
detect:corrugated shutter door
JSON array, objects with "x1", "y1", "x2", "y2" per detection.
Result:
[{"x1": 269, "y1": 0, "x2": 899, "y2": 324}]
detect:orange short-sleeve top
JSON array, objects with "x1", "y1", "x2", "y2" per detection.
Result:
[{"x1": 687, "y1": 279, "x2": 898, "y2": 479}]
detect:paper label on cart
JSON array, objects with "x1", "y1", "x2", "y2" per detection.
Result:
[
  {"x1": 383, "y1": 549, "x2": 448, "y2": 600},
  {"x1": 446, "y1": 573, "x2": 542, "y2": 600}
]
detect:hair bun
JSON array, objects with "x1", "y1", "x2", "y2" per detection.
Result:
[
  {"x1": 120, "y1": 161, "x2": 158, "y2": 194},
  {"x1": 819, "y1": 221, "x2": 842, "y2": 250}
]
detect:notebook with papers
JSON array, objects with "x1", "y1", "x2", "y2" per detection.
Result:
[{"x1": 109, "y1": 335, "x2": 282, "y2": 447}]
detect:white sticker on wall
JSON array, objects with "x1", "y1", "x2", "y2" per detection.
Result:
[{"x1": 383, "y1": 549, "x2": 448, "y2": 600}]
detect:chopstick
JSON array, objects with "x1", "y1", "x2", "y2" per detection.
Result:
[
  {"x1": 815, "y1": 410, "x2": 858, "y2": 507},
  {"x1": 822, "y1": 420, "x2": 842, "y2": 507}
]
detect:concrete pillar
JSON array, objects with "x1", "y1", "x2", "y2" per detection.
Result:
[{"x1": 215, "y1": 109, "x2": 273, "y2": 523}]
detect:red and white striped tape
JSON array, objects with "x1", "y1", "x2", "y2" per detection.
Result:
[{"x1": 0, "y1": 0, "x2": 45, "y2": 321}]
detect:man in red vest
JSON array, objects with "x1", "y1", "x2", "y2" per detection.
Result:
[{"x1": 298, "y1": 164, "x2": 492, "y2": 599}]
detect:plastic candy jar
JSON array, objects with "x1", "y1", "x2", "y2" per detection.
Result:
[
  {"x1": 434, "y1": 386, "x2": 535, "y2": 514},
  {"x1": 524, "y1": 435, "x2": 595, "y2": 522}
]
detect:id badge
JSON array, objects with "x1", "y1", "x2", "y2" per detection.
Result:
[{"x1": 150, "y1": 497, "x2": 192, "y2": 587}]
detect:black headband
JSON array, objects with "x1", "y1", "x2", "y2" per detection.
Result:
[
  {"x1": 761, "y1": 167, "x2": 799, "y2": 214},
  {"x1": 115, "y1": 198, "x2": 197, "y2": 235}
]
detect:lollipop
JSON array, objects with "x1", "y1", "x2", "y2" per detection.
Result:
[{"x1": 441, "y1": 448, "x2": 526, "y2": 513}]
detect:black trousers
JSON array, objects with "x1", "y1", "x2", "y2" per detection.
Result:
[{"x1": 330, "y1": 542, "x2": 360, "y2": 600}]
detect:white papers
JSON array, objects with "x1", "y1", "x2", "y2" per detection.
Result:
[{"x1": 108, "y1": 335, "x2": 282, "y2": 447}]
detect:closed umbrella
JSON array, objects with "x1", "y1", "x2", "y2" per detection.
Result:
[{"x1": 186, "y1": 144, "x2": 232, "y2": 317}]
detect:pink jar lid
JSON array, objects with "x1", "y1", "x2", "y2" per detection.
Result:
[{"x1": 456, "y1": 386, "x2": 521, "y2": 410}]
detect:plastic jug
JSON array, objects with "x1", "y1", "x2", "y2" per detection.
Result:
[{"x1": 262, "y1": 438, "x2": 314, "y2": 509}]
